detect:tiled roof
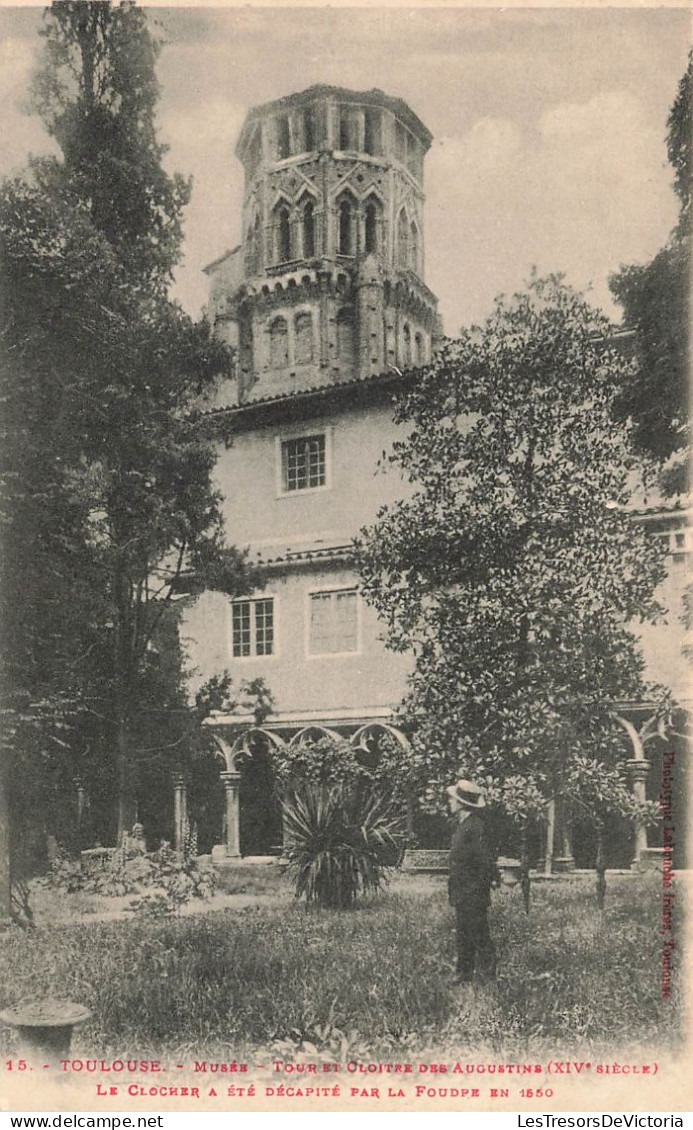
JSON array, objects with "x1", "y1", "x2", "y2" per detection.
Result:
[
  {"x1": 256, "y1": 543, "x2": 353, "y2": 568},
  {"x1": 202, "y1": 364, "x2": 421, "y2": 420}
]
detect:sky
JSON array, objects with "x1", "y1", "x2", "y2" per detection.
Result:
[{"x1": 0, "y1": 5, "x2": 689, "y2": 334}]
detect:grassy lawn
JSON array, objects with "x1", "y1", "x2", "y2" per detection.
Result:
[{"x1": 0, "y1": 872, "x2": 682, "y2": 1062}]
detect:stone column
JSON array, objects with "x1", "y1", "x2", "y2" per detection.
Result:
[
  {"x1": 627, "y1": 758, "x2": 651, "y2": 868},
  {"x1": 220, "y1": 770, "x2": 242, "y2": 858},
  {"x1": 354, "y1": 109, "x2": 366, "y2": 153},
  {"x1": 74, "y1": 776, "x2": 87, "y2": 853},
  {"x1": 542, "y1": 798, "x2": 556, "y2": 875},
  {"x1": 553, "y1": 796, "x2": 575, "y2": 872},
  {"x1": 172, "y1": 773, "x2": 188, "y2": 855},
  {"x1": 74, "y1": 776, "x2": 86, "y2": 828}
]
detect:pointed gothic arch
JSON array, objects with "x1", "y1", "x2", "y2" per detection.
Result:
[
  {"x1": 350, "y1": 723, "x2": 411, "y2": 756},
  {"x1": 364, "y1": 195, "x2": 383, "y2": 255},
  {"x1": 299, "y1": 195, "x2": 316, "y2": 259},
  {"x1": 289, "y1": 725, "x2": 345, "y2": 747},
  {"x1": 336, "y1": 191, "x2": 358, "y2": 256}
]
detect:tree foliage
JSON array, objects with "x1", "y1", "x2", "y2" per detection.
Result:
[
  {"x1": 31, "y1": 0, "x2": 189, "y2": 285},
  {"x1": 0, "y1": 1, "x2": 257, "y2": 853},
  {"x1": 271, "y1": 734, "x2": 410, "y2": 811},
  {"x1": 609, "y1": 52, "x2": 691, "y2": 490},
  {"x1": 356, "y1": 275, "x2": 666, "y2": 841}
]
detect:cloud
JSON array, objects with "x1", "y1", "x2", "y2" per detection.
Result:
[
  {"x1": 425, "y1": 90, "x2": 677, "y2": 332},
  {"x1": 0, "y1": 10, "x2": 683, "y2": 332},
  {"x1": 0, "y1": 35, "x2": 55, "y2": 175},
  {"x1": 161, "y1": 96, "x2": 247, "y2": 315}
]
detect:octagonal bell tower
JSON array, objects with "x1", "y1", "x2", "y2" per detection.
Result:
[{"x1": 206, "y1": 85, "x2": 442, "y2": 405}]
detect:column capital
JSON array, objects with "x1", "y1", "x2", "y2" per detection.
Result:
[
  {"x1": 171, "y1": 772, "x2": 187, "y2": 789},
  {"x1": 627, "y1": 758, "x2": 651, "y2": 781},
  {"x1": 220, "y1": 770, "x2": 242, "y2": 787}
]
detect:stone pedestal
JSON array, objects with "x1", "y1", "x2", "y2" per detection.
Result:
[
  {"x1": 539, "y1": 797, "x2": 574, "y2": 874},
  {"x1": 627, "y1": 758, "x2": 651, "y2": 868},
  {"x1": 555, "y1": 796, "x2": 574, "y2": 871},
  {"x1": 402, "y1": 849, "x2": 448, "y2": 873},
  {"x1": 637, "y1": 846, "x2": 665, "y2": 873},
  {"x1": 0, "y1": 1001, "x2": 91, "y2": 1062},
  {"x1": 497, "y1": 857, "x2": 522, "y2": 886}
]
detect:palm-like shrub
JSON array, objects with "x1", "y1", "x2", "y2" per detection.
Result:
[{"x1": 282, "y1": 781, "x2": 404, "y2": 909}]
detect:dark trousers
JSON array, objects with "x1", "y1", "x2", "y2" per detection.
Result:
[{"x1": 455, "y1": 900, "x2": 496, "y2": 981}]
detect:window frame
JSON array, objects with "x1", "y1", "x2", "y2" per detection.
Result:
[
  {"x1": 230, "y1": 594, "x2": 278, "y2": 661},
  {"x1": 305, "y1": 585, "x2": 361, "y2": 659},
  {"x1": 275, "y1": 426, "x2": 333, "y2": 498}
]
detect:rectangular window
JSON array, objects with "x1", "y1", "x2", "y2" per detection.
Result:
[
  {"x1": 309, "y1": 589, "x2": 358, "y2": 655},
  {"x1": 232, "y1": 598, "x2": 274, "y2": 657},
  {"x1": 282, "y1": 435, "x2": 326, "y2": 492}
]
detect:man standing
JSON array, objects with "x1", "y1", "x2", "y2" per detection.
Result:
[{"x1": 447, "y1": 778, "x2": 498, "y2": 984}]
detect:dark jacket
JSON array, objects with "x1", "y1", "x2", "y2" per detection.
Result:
[{"x1": 448, "y1": 811, "x2": 497, "y2": 906}]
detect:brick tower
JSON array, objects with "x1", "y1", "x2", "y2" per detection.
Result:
[{"x1": 205, "y1": 85, "x2": 442, "y2": 405}]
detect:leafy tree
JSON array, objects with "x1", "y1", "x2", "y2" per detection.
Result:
[
  {"x1": 356, "y1": 275, "x2": 665, "y2": 902},
  {"x1": 609, "y1": 52, "x2": 691, "y2": 493},
  {"x1": 31, "y1": 0, "x2": 189, "y2": 286},
  {"x1": 0, "y1": 1, "x2": 259, "y2": 859}
]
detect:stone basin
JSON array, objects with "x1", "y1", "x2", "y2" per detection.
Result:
[{"x1": 0, "y1": 999, "x2": 91, "y2": 1059}]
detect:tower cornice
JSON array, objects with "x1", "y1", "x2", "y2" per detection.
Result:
[{"x1": 236, "y1": 84, "x2": 433, "y2": 159}]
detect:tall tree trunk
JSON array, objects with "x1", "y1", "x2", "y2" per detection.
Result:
[
  {"x1": 113, "y1": 561, "x2": 137, "y2": 845},
  {"x1": 595, "y1": 819, "x2": 607, "y2": 911},
  {"x1": 0, "y1": 752, "x2": 11, "y2": 922},
  {"x1": 114, "y1": 702, "x2": 137, "y2": 846},
  {"x1": 543, "y1": 797, "x2": 556, "y2": 876},
  {"x1": 520, "y1": 817, "x2": 531, "y2": 914}
]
